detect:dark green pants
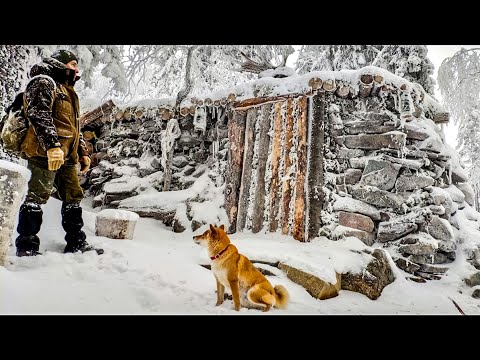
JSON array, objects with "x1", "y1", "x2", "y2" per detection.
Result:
[{"x1": 25, "y1": 157, "x2": 84, "y2": 205}]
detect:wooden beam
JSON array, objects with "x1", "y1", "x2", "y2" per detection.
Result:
[
  {"x1": 359, "y1": 74, "x2": 374, "y2": 98},
  {"x1": 307, "y1": 92, "x2": 325, "y2": 240},
  {"x1": 251, "y1": 103, "x2": 273, "y2": 233},
  {"x1": 225, "y1": 109, "x2": 247, "y2": 234},
  {"x1": 292, "y1": 96, "x2": 308, "y2": 242},
  {"x1": 268, "y1": 101, "x2": 284, "y2": 232},
  {"x1": 236, "y1": 107, "x2": 257, "y2": 232},
  {"x1": 280, "y1": 98, "x2": 295, "y2": 235},
  {"x1": 232, "y1": 91, "x2": 315, "y2": 110},
  {"x1": 79, "y1": 100, "x2": 115, "y2": 127}
]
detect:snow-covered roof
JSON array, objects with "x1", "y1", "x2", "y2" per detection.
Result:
[{"x1": 80, "y1": 66, "x2": 449, "y2": 127}]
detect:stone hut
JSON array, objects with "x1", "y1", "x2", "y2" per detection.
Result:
[{"x1": 79, "y1": 65, "x2": 480, "y2": 281}]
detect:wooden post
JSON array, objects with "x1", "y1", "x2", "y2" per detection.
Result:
[
  {"x1": 236, "y1": 107, "x2": 257, "y2": 232},
  {"x1": 307, "y1": 92, "x2": 325, "y2": 240},
  {"x1": 251, "y1": 103, "x2": 273, "y2": 233},
  {"x1": 162, "y1": 119, "x2": 181, "y2": 192},
  {"x1": 292, "y1": 96, "x2": 308, "y2": 241},
  {"x1": 322, "y1": 79, "x2": 337, "y2": 92},
  {"x1": 359, "y1": 74, "x2": 374, "y2": 97},
  {"x1": 308, "y1": 77, "x2": 323, "y2": 90},
  {"x1": 268, "y1": 102, "x2": 284, "y2": 232},
  {"x1": 225, "y1": 110, "x2": 247, "y2": 234},
  {"x1": 335, "y1": 83, "x2": 350, "y2": 98},
  {"x1": 163, "y1": 149, "x2": 174, "y2": 191},
  {"x1": 371, "y1": 74, "x2": 384, "y2": 96},
  {"x1": 280, "y1": 98, "x2": 295, "y2": 235}
]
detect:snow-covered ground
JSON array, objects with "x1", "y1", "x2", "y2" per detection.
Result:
[{"x1": 1, "y1": 196, "x2": 479, "y2": 315}]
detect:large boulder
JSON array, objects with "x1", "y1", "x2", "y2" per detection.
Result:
[
  {"x1": 278, "y1": 263, "x2": 342, "y2": 300},
  {"x1": 341, "y1": 249, "x2": 395, "y2": 300}
]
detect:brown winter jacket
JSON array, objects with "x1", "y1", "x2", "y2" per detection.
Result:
[{"x1": 20, "y1": 57, "x2": 89, "y2": 164}]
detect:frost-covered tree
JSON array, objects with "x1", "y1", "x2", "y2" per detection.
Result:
[
  {"x1": 372, "y1": 45, "x2": 436, "y2": 95},
  {"x1": 296, "y1": 45, "x2": 436, "y2": 96},
  {"x1": 0, "y1": 45, "x2": 39, "y2": 161},
  {"x1": 0, "y1": 45, "x2": 37, "y2": 113},
  {"x1": 1, "y1": 45, "x2": 128, "y2": 102},
  {"x1": 121, "y1": 45, "x2": 295, "y2": 101},
  {"x1": 438, "y1": 47, "x2": 480, "y2": 206},
  {"x1": 36, "y1": 45, "x2": 128, "y2": 93},
  {"x1": 295, "y1": 45, "x2": 381, "y2": 73}
]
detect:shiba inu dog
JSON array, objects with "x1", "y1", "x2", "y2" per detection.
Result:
[{"x1": 193, "y1": 224, "x2": 289, "y2": 312}]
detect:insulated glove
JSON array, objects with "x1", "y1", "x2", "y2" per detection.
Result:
[
  {"x1": 79, "y1": 156, "x2": 91, "y2": 174},
  {"x1": 46, "y1": 147, "x2": 64, "y2": 171}
]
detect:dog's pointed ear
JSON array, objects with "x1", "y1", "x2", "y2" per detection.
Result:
[
  {"x1": 209, "y1": 224, "x2": 216, "y2": 234},
  {"x1": 219, "y1": 224, "x2": 225, "y2": 230}
]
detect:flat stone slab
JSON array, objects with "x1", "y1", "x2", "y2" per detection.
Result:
[{"x1": 96, "y1": 209, "x2": 140, "y2": 240}]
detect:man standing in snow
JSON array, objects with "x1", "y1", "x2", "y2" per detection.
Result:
[{"x1": 15, "y1": 49, "x2": 104, "y2": 257}]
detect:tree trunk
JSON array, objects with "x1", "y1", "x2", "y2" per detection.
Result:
[{"x1": 175, "y1": 45, "x2": 198, "y2": 112}]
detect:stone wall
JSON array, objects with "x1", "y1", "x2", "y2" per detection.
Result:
[
  {"x1": 83, "y1": 105, "x2": 229, "y2": 211},
  {"x1": 322, "y1": 89, "x2": 477, "y2": 281},
  {"x1": 82, "y1": 67, "x2": 480, "y2": 282}
]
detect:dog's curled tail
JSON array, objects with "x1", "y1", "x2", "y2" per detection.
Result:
[{"x1": 273, "y1": 285, "x2": 289, "y2": 309}]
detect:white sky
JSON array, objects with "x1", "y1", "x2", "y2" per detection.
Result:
[{"x1": 1, "y1": 180, "x2": 480, "y2": 315}]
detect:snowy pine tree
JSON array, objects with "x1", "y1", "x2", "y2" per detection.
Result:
[{"x1": 372, "y1": 45, "x2": 436, "y2": 95}]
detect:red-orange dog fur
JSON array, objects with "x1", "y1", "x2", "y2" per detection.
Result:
[{"x1": 193, "y1": 224, "x2": 289, "y2": 312}]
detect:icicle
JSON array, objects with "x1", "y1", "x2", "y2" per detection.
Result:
[{"x1": 212, "y1": 140, "x2": 218, "y2": 160}]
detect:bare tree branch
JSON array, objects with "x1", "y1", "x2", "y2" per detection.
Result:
[{"x1": 238, "y1": 51, "x2": 275, "y2": 74}]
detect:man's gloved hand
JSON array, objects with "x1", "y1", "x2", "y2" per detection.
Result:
[
  {"x1": 46, "y1": 147, "x2": 65, "y2": 171},
  {"x1": 79, "y1": 156, "x2": 91, "y2": 174}
]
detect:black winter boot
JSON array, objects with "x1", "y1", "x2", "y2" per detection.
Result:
[
  {"x1": 61, "y1": 203, "x2": 104, "y2": 255},
  {"x1": 15, "y1": 202, "x2": 43, "y2": 257}
]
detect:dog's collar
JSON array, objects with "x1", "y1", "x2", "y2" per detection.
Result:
[{"x1": 210, "y1": 245, "x2": 229, "y2": 260}]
